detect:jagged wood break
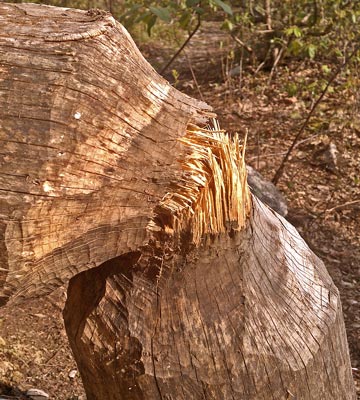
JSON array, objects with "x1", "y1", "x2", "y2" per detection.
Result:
[
  {"x1": 0, "y1": 3, "x2": 356, "y2": 400},
  {"x1": 153, "y1": 120, "x2": 251, "y2": 245}
]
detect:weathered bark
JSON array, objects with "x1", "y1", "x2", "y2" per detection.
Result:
[
  {"x1": 0, "y1": 2, "x2": 211, "y2": 304},
  {"x1": 63, "y1": 198, "x2": 357, "y2": 400},
  {"x1": 0, "y1": 3, "x2": 356, "y2": 400}
]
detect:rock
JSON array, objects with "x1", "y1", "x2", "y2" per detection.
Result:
[
  {"x1": 26, "y1": 388, "x2": 49, "y2": 400},
  {"x1": 228, "y1": 65, "x2": 241, "y2": 77},
  {"x1": 246, "y1": 165, "x2": 288, "y2": 217},
  {"x1": 312, "y1": 142, "x2": 339, "y2": 173},
  {"x1": 68, "y1": 369, "x2": 77, "y2": 379}
]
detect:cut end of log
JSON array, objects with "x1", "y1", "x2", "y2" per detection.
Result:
[{"x1": 151, "y1": 119, "x2": 251, "y2": 244}]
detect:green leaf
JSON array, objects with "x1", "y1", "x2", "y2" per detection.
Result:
[
  {"x1": 334, "y1": 48, "x2": 343, "y2": 58},
  {"x1": 307, "y1": 44, "x2": 317, "y2": 59},
  {"x1": 194, "y1": 7, "x2": 205, "y2": 15},
  {"x1": 221, "y1": 18, "x2": 233, "y2": 31},
  {"x1": 321, "y1": 65, "x2": 331, "y2": 75},
  {"x1": 186, "y1": 0, "x2": 200, "y2": 7},
  {"x1": 284, "y1": 27, "x2": 293, "y2": 37},
  {"x1": 172, "y1": 69, "x2": 179, "y2": 81},
  {"x1": 285, "y1": 82, "x2": 298, "y2": 97},
  {"x1": 149, "y1": 6, "x2": 171, "y2": 23},
  {"x1": 179, "y1": 11, "x2": 192, "y2": 29},
  {"x1": 212, "y1": 0, "x2": 233, "y2": 15},
  {"x1": 293, "y1": 26, "x2": 302, "y2": 38},
  {"x1": 284, "y1": 26, "x2": 302, "y2": 38},
  {"x1": 288, "y1": 38, "x2": 303, "y2": 56},
  {"x1": 146, "y1": 15, "x2": 157, "y2": 35},
  {"x1": 135, "y1": 11, "x2": 151, "y2": 23}
]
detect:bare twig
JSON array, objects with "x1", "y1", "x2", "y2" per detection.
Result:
[
  {"x1": 257, "y1": 29, "x2": 275, "y2": 34},
  {"x1": 238, "y1": 45, "x2": 244, "y2": 93},
  {"x1": 183, "y1": 49, "x2": 204, "y2": 101},
  {"x1": 272, "y1": 42, "x2": 360, "y2": 185},
  {"x1": 267, "y1": 44, "x2": 285, "y2": 85},
  {"x1": 312, "y1": 0, "x2": 318, "y2": 26},
  {"x1": 256, "y1": 129, "x2": 260, "y2": 169},
  {"x1": 108, "y1": 0, "x2": 113, "y2": 15},
  {"x1": 160, "y1": 14, "x2": 201, "y2": 75},
  {"x1": 326, "y1": 200, "x2": 360, "y2": 213},
  {"x1": 254, "y1": 45, "x2": 272, "y2": 75},
  {"x1": 267, "y1": 35, "x2": 291, "y2": 86},
  {"x1": 265, "y1": 0, "x2": 272, "y2": 30},
  {"x1": 247, "y1": 152, "x2": 287, "y2": 160},
  {"x1": 45, "y1": 348, "x2": 62, "y2": 364},
  {"x1": 230, "y1": 33, "x2": 253, "y2": 53}
]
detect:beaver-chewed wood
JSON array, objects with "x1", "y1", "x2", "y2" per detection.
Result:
[{"x1": 0, "y1": 3, "x2": 356, "y2": 400}]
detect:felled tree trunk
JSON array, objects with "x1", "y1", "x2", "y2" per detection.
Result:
[{"x1": 0, "y1": 3, "x2": 356, "y2": 399}]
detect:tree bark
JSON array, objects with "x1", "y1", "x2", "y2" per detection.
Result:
[
  {"x1": 0, "y1": 3, "x2": 356, "y2": 400},
  {"x1": 0, "y1": 2, "x2": 211, "y2": 305},
  {"x1": 265, "y1": 0, "x2": 272, "y2": 30}
]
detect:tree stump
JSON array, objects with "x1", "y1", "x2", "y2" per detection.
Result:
[{"x1": 0, "y1": 3, "x2": 356, "y2": 399}]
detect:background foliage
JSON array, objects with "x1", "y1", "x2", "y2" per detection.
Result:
[{"x1": 11, "y1": 1, "x2": 360, "y2": 61}]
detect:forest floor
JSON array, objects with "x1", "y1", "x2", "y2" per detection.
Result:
[{"x1": 0, "y1": 22, "x2": 359, "y2": 399}]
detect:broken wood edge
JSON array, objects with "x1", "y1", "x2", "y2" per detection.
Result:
[
  {"x1": 0, "y1": 2, "x2": 245, "y2": 305},
  {"x1": 148, "y1": 119, "x2": 251, "y2": 245}
]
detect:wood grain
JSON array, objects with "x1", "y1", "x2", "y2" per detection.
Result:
[
  {"x1": 0, "y1": 3, "x2": 211, "y2": 304},
  {"x1": 0, "y1": 3, "x2": 356, "y2": 399}
]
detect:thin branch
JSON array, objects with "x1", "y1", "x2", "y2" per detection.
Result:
[
  {"x1": 267, "y1": 35, "x2": 291, "y2": 86},
  {"x1": 254, "y1": 44, "x2": 273, "y2": 75},
  {"x1": 272, "y1": 42, "x2": 360, "y2": 185},
  {"x1": 265, "y1": 0, "x2": 272, "y2": 30},
  {"x1": 184, "y1": 49, "x2": 204, "y2": 101},
  {"x1": 267, "y1": 44, "x2": 285, "y2": 85},
  {"x1": 238, "y1": 45, "x2": 244, "y2": 93},
  {"x1": 247, "y1": 152, "x2": 286, "y2": 160},
  {"x1": 326, "y1": 200, "x2": 360, "y2": 213},
  {"x1": 108, "y1": 0, "x2": 113, "y2": 15},
  {"x1": 312, "y1": 0, "x2": 318, "y2": 27},
  {"x1": 257, "y1": 29, "x2": 275, "y2": 34},
  {"x1": 160, "y1": 14, "x2": 201, "y2": 75},
  {"x1": 231, "y1": 33, "x2": 253, "y2": 53}
]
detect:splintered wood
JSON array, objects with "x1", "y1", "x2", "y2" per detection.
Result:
[
  {"x1": 154, "y1": 120, "x2": 251, "y2": 244},
  {"x1": 1, "y1": 4, "x2": 356, "y2": 399}
]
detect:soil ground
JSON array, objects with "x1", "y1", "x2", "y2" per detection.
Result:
[{"x1": 0, "y1": 22, "x2": 359, "y2": 399}]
